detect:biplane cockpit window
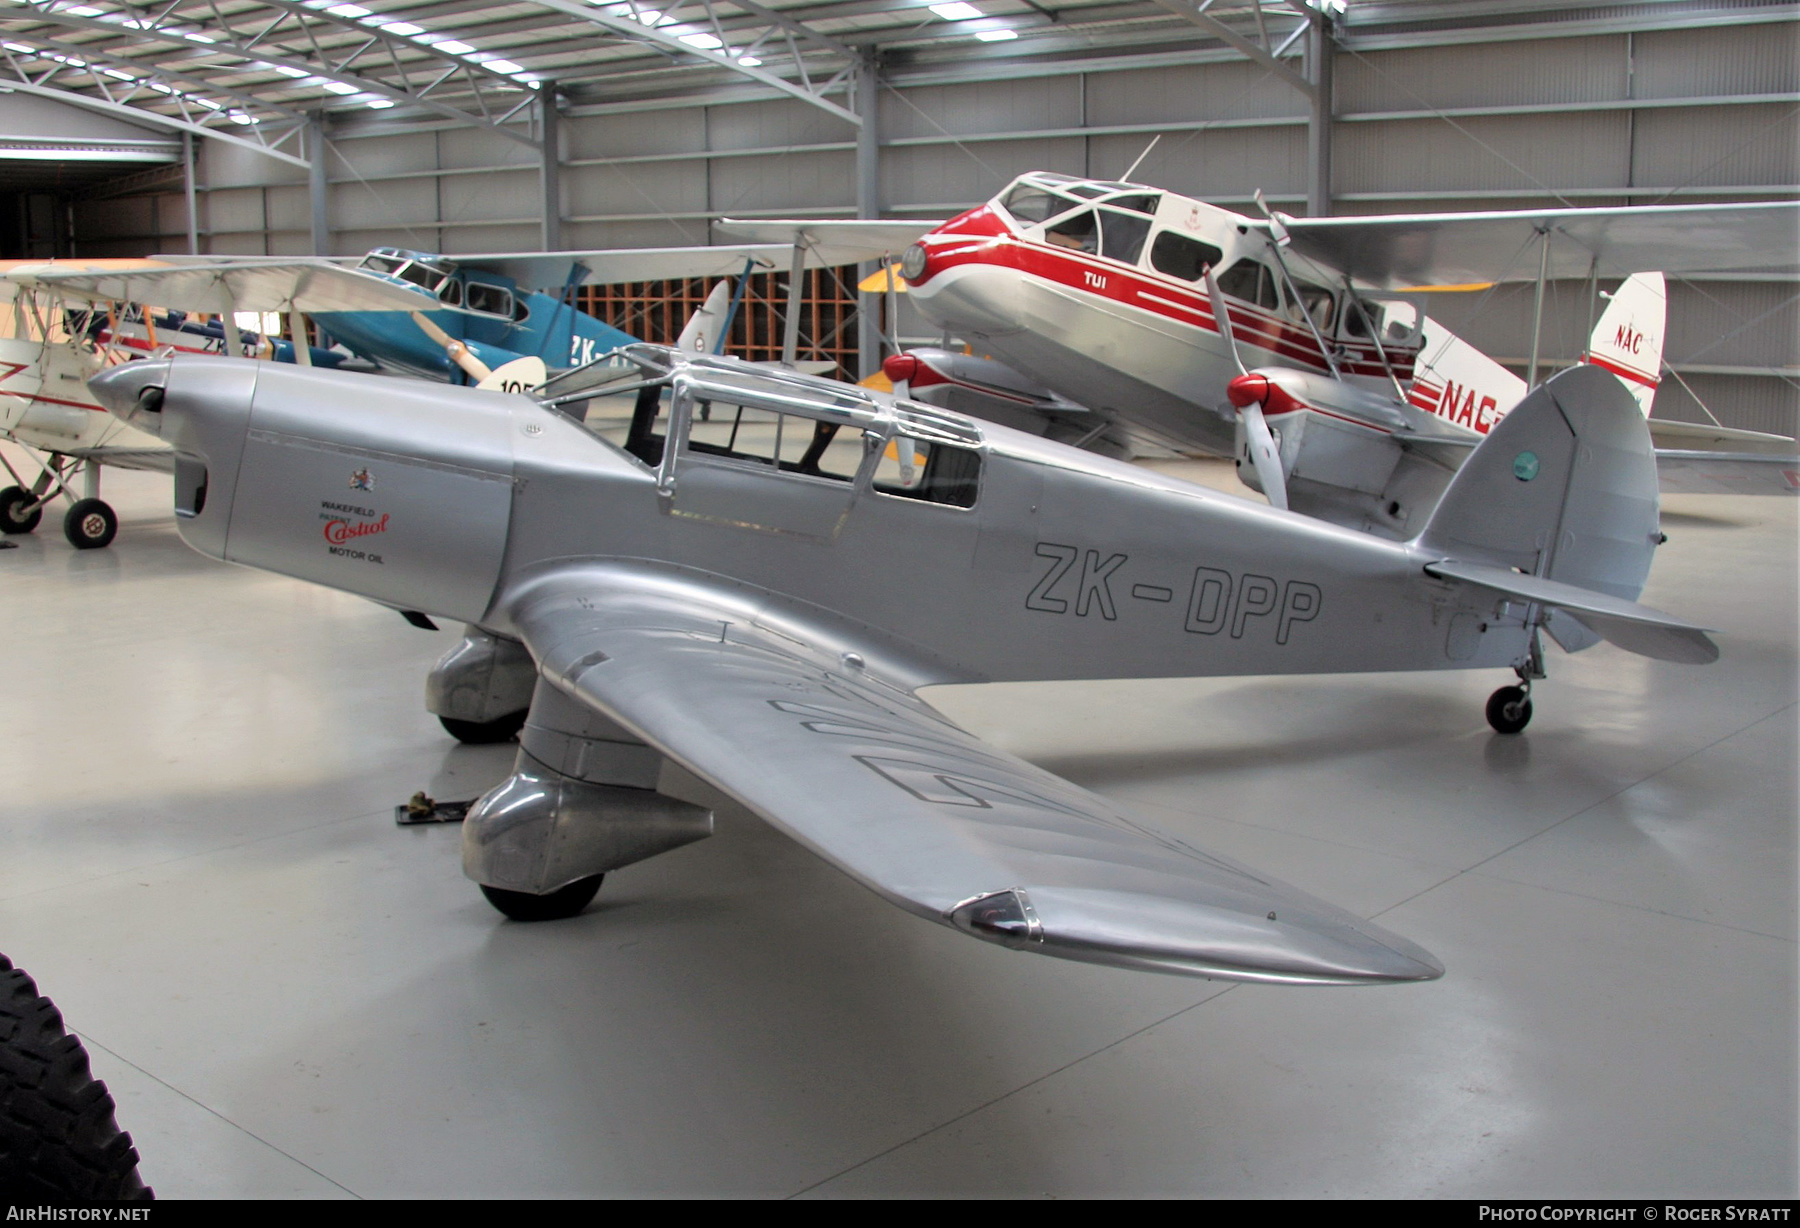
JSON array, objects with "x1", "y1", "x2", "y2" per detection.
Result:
[
  {"x1": 1149, "y1": 231, "x2": 1225, "y2": 282},
  {"x1": 1003, "y1": 184, "x2": 1079, "y2": 224},
  {"x1": 1288, "y1": 279, "x2": 1337, "y2": 331},
  {"x1": 872, "y1": 437, "x2": 981, "y2": 509},
  {"x1": 465, "y1": 283, "x2": 515, "y2": 318},
  {"x1": 1341, "y1": 297, "x2": 1383, "y2": 339},
  {"x1": 359, "y1": 252, "x2": 403, "y2": 276},
  {"x1": 438, "y1": 279, "x2": 462, "y2": 307},
  {"x1": 1045, "y1": 210, "x2": 1100, "y2": 254},
  {"x1": 1105, "y1": 194, "x2": 1161, "y2": 216},
  {"x1": 395, "y1": 261, "x2": 448, "y2": 292},
  {"x1": 1217, "y1": 259, "x2": 1282, "y2": 311},
  {"x1": 1100, "y1": 209, "x2": 1153, "y2": 265}
]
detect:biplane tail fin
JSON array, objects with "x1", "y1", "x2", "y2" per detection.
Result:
[
  {"x1": 675, "y1": 280, "x2": 732, "y2": 356},
  {"x1": 1580, "y1": 272, "x2": 1665, "y2": 416},
  {"x1": 1418, "y1": 364, "x2": 1715, "y2": 663}
]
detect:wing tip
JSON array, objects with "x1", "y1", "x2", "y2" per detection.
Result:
[{"x1": 947, "y1": 886, "x2": 1445, "y2": 987}]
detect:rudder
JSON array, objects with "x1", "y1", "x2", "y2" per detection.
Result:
[{"x1": 1418, "y1": 364, "x2": 1662, "y2": 604}]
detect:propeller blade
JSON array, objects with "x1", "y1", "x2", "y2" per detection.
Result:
[
  {"x1": 1240, "y1": 401, "x2": 1288, "y2": 511},
  {"x1": 410, "y1": 310, "x2": 492, "y2": 383},
  {"x1": 1203, "y1": 264, "x2": 1248, "y2": 377}
]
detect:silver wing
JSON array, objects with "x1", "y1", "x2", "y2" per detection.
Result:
[
  {"x1": 505, "y1": 567, "x2": 1442, "y2": 986},
  {"x1": 1278, "y1": 200, "x2": 1800, "y2": 287},
  {"x1": 1649, "y1": 420, "x2": 1800, "y2": 496},
  {"x1": 29, "y1": 260, "x2": 439, "y2": 314},
  {"x1": 715, "y1": 219, "x2": 947, "y2": 267}
]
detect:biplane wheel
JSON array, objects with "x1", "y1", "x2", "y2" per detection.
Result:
[
  {"x1": 0, "y1": 952, "x2": 154, "y2": 1201},
  {"x1": 438, "y1": 710, "x2": 527, "y2": 744},
  {"x1": 63, "y1": 499, "x2": 117, "y2": 551},
  {"x1": 479, "y1": 875, "x2": 604, "y2": 922},
  {"x1": 0, "y1": 485, "x2": 41, "y2": 534},
  {"x1": 1485, "y1": 686, "x2": 1533, "y2": 735}
]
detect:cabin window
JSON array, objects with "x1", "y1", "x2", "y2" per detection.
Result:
[
  {"x1": 1287, "y1": 279, "x2": 1337, "y2": 331},
  {"x1": 438, "y1": 279, "x2": 462, "y2": 307},
  {"x1": 685, "y1": 400, "x2": 871, "y2": 482},
  {"x1": 1217, "y1": 260, "x2": 1281, "y2": 311},
  {"x1": 396, "y1": 262, "x2": 444, "y2": 291},
  {"x1": 512, "y1": 296, "x2": 531, "y2": 323},
  {"x1": 1100, "y1": 209, "x2": 1153, "y2": 265},
  {"x1": 465, "y1": 283, "x2": 514, "y2": 318},
  {"x1": 1003, "y1": 185, "x2": 1078, "y2": 224},
  {"x1": 871, "y1": 437, "x2": 981, "y2": 509},
  {"x1": 1149, "y1": 231, "x2": 1225, "y2": 282},
  {"x1": 1341, "y1": 297, "x2": 1386, "y2": 340},
  {"x1": 1106, "y1": 194, "x2": 1161, "y2": 216},
  {"x1": 1044, "y1": 210, "x2": 1099, "y2": 255}
]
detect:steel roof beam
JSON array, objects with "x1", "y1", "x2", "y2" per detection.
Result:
[
  {"x1": 522, "y1": 0, "x2": 863, "y2": 125},
  {"x1": 0, "y1": 66, "x2": 310, "y2": 166},
  {"x1": 1142, "y1": 0, "x2": 1312, "y2": 94},
  {"x1": 3, "y1": 0, "x2": 541, "y2": 143}
]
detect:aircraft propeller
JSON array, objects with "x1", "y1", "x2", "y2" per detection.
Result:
[{"x1": 1203, "y1": 264, "x2": 1289, "y2": 511}]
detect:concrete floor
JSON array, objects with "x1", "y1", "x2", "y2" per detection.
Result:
[{"x1": 0, "y1": 444, "x2": 1793, "y2": 1199}]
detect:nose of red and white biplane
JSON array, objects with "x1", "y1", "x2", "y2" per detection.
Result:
[{"x1": 901, "y1": 208, "x2": 1026, "y2": 338}]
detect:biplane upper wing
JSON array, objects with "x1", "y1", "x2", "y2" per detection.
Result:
[
  {"x1": 503, "y1": 563, "x2": 1444, "y2": 986},
  {"x1": 443, "y1": 244, "x2": 802, "y2": 290},
  {"x1": 715, "y1": 219, "x2": 947, "y2": 268},
  {"x1": 1276, "y1": 200, "x2": 1800, "y2": 288},
  {"x1": 25, "y1": 260, "x2": 440, "y2": 314}
]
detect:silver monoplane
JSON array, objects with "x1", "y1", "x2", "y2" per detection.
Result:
[{"x1": 89, "y1": 347, "x2": 1715, "y2": 986}]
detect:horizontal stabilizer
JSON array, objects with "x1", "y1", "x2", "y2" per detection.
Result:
[
  {"x1": 1655, "y1": 450, "x2": 1800, "y2": 497},
  {"x1": 1425, "y1": 559, "x2": 1719, "y2": 664}
]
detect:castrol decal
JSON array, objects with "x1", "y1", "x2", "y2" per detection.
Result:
[
  {"x1": 324, "y1": 513, "x2": 389, "y2": 545},
  {"x1": 318, "y1": 497, "x2": 388, "y2": 565}
]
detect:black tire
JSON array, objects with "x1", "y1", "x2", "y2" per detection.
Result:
[
  {"x1": 1486, "y1": 685, "x2": 1533, "y2": 734},
  {"x1": 439, "y1": 710, "x2": 527, "y2": 744},
  {"x1": 0, "y1": 486, "x2": 41, "y2": 535},
  {"x1": 480, "y1": 875, "x2": 604, "y2": 922},
  {"x1": 0, "y1": 953, "x2": 153, "y2": 1202},
  {"x1": 62, "y1": 499, "x2": 117, "y2": 551}
]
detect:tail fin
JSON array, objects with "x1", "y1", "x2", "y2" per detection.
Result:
[
  {"x1": 1581, "y1": 272, "x2": 1665, "y2": 416},
  {"x1": 675, "y1": 280, "x2": 732, "y2": 356},
  {"x1": 1418, "y1": 364, "x2": 1715, "y2": 664},
  {"x1": 1406, "y1": 315, "x2": 1525, "y2": 433}
]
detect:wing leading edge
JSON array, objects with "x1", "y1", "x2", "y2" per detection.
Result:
[{"x1": 505, "y1": 565, "x2": 1443, "y2": 986}]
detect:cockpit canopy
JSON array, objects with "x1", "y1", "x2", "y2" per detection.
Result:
[{"x1": 538, "y1": 344, "x2": 985, "y2": 509}]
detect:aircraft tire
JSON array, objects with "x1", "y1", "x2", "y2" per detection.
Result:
[
  {"x1": 63, "y1": 499, "x2": 117, "y2": 551},
  {"x1": 0, "y1": 486, "x2": 41, "y2": 534},
  {"x1": 438, "y1": 710, "x2": 527, "y2": 744},
  {"x1": 1485, "y1": 686, "x2": 1533, "y2": 735},
  {"x1": 479, "y1": 875, "x2": 605, "y2": 922},
  {"x1": 0, "y1": 953, "x2": 154, "y2": 1202}
]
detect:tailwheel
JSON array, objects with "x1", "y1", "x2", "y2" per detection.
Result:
[
  {"x1": 480, "y1": 875, "x2": 604, "y2": 921},
  {"x1": 439, "y1": 709, "x2": 527, "y2": 744},
  {"x1": 1485, "y1": 685, "x2": 1533, "y2": 735},
  {"x1": 0, "y1": 485, "x2": 42, "y2": 534},
  {"x1": 63, "y1": 498, "x2": 118, "y2": 550}
]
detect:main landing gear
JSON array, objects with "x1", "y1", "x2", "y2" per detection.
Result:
[
  {"x1": 0, "y1": 456, "x2": 118, "y2": 550},
  {"x1": 1486, "y1": 631, "x2": 1546, "y2": 735}
]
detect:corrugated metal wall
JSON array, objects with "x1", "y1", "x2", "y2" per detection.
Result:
[{"x1": 66, "y1": 12, "x2": 1799, "y2": 435}]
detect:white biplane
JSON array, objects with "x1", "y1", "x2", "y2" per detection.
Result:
[
  {"x1": 0, "y1": 257, "x2": 441, "y2": 547},
  {"x1": 0, "y1": 228, "x2": 916, "y2": 549}
]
